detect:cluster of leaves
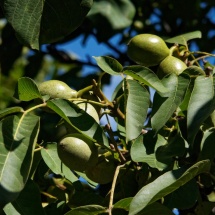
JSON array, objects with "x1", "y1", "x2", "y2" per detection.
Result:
[
  {"x1": 1, "y1": 1, "x2": 215, "y2": 215},
  {"x1": 0, "y1": 30, "x2": 215, "y2": 215},
  {"x1": 1, "y1": 1, "x2": 215, "y2": 109}
]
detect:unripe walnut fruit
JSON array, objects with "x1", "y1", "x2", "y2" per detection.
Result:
[
  {"x1": 62, "y1": 101, "x2": 100, "y2": 136},
  {"x1": 57, "y1": 133, "x2": 98, "y2": 172},
  {"x1": 82, "y1": 91, "x2": 101, "y2": 115},
  {"x1": 157, "y1": 56, "x2": 187, "y2": 78},
  {"x1": 38, "y1": 80, "x2": 77, "y2": 99},
  {"x1": 73, "y1": 101, "x2": 100, "y2": 123},
  {"x1": 127, "y1": 34, "x2": 170, "y2": 67}
]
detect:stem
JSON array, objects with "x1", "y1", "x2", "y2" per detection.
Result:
[
  {"x1": 169, "y1": 45, "x2": 179, "y2": 56},
  {"x1": 91, "y1": 80, "x2": 125, "y2": 120},
  {"x1": 97, "y1": 72, "x2": 106, "y2": 88},
  {"x1": 68, "y1": 98, "x2": 108, "y2": 108},
  {"x1": 92, "y1": 79, "x2": 113, "y2": 107},
  {"x1": 105, "y1": 124, "x2": 126, "y2": 163},
  {"x1": 108, "y1": 164, "x2": 125, "y2": 215},
  {"x1": 190, "y1": 54, "x2": 215, "y2": 65},
  {"x1": 19, "y1": 103, "x2": 46, "y2": 124},
  {"x1": 115, "y1": 108, "x2": 125, "y2": 120},
  {"x1": 76, "y1": 85, "x2": 94, "y2": 97},
  {"x1": 34, "y1": 146, "x2": 43, "y2": 152},
  {"x1": 115, "y1": 94, "x2": 124, "y2": 104},
  {"x1": 191, "y1": 51, "x2": 215, "y2": 57},
  {"x1": 189, "y1": 53, "x2": 201, "y2": 67},
  {"x1": 40, "y1": 191, "x2": 58, "y2": 200},
  {"x1": 24, "y1": 103, "x2": 46, "y2": 114},
  {"x1": 42, "y1": 48, "x2": 98, "y2": 68}
]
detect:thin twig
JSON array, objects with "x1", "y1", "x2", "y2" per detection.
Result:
[
  {"x1": 92, "y1": 79, "x2": 113, "y2": 106},
  {"x1": 105, "y1": 124, "x2": 126, "y2": 163},
  {"x1": 108, "y1": 164, "x2": 125, "y2": 215},
  {"x1": 34, "y1": 146, "x2": 43, "y2": 152},
  {"x1": 190, "y1": 54, "x2": 215, "y2": 65}
]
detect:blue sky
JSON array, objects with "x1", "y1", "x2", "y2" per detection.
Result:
[
  {"x1": 56, "y1": 7, "x2": 215, "y2": 131},
  {"x1": 55, "y1": 9, "x2": 215, "y2": 215},
  {"x1": 57, "y1": 33, "x2": 124, "y2": 100},
  {"x1": 57, "y1": 34, "x2": 125, "y2": 128}
]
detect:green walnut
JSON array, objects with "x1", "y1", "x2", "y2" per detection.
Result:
[
  {"x1": 157, "y1": 56, "x2": 187, "y2": 78},
  {"x1": 57, "y1": 133, "x2": 98, "y2": 172},
  {"x1": 38, "y1": 80, "x2": 77, "y2": 99},
  {"x1": 85, "y1": 158, "x2": 116, "y2": 184},
  {"x1": 73, "y1": 100, "x2": 100, "y2": 123},
  {"x1": 127, "y1": 34, "x2": 170, "y2": 66},
  {"x1": 62, "y1": 101, "x2": 100, "y2": 135},
  {"x1": 82, "y1": 91, "x2": 101, "y2": 115}
]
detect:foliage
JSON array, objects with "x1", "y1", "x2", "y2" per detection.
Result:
[{"x1": 1, "y1": 1, "x2": 215, "y2": 215}]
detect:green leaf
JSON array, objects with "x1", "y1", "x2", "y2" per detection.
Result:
[
  {"x1": 137, "y1": 202, "x2": 174, "y2": 215},
  {"x1": 3, "y1": 0, "x2": 43, "y2": 49},
  {"x1": 178, "y1": 78, "x2": 194, "y2": 114},
  {"x1": 3, "y1": 180, "x2": 46, "y2": 215},
  {"x1": 165, "y1": 31, "x2": 202, "y2": 45},
  {"x1": 165, "y1": 179, "x2": 199, "y2": 210},
  {"x1": 14, "y1": 77, "x2": 41, "y2": 101},
  {"x1": 125, "y1": 79, "x2": 150, "y2": 141},
  {"x1": 156, "y1": 133, "x2": 186, "y2": 164},
  {"x1": 199, "y1": 128, "x2": 215, "y2": 161},
  {"x1": 111, "y1": 79, "x2": 124, "y2": 101},
  {"x1": 65, "y1": 205, "x2": 106, "y2": 215},
  {"x1": 130, "y1": 133, "x2": 168, "y2": 170},
  {"x1": 114, "y1": 197, "x2": 133, "y2": 211},
  {"x1": 77, "y1": 172, "x2": 98, "y2": 188},
  {"x1": 41, "y1": 142, "x2": 78, "y2": 183},
  {"x1": 151, "y1": 74, "x2": 190, "y2": 133},
  {"x1": 0, "y1": 113, "x2": 40, "y2": 207},
  {"x1": 130, "y1": 135, "x2": 151, "y2": 162},
  {"x1": 3, "y1": 0, "x2": 93, "y2": 49},
  {"x1": 88, "y1": 0, "x2": 135, "y2": 30},
  {"x1": 123, "y1": 66, "x2": 168, "y2": 95},
  {"x1": 128, "y1": 160, "x2": 210, "y2": 215},
  {"x1": 183, "y1": 66, "x2": 205, "y2": 76},
  {"x1": 0, "y1": 107, "x2": 24, "y2": 119},
  {"x1": 187, "y1": 76, "x2": 215, "y2": 144},
  {"x1": 47, "y1": 99, "x2": 109, "y2": 147},
  {"x1": 114, "y1": 199, "x2": 174, "y2": 215},
  {"x1": 93, "y1": 56, "x2": 123, "y2": 75}
]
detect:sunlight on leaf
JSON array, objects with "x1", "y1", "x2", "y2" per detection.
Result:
[
  {"x1": 0, "y1": 107, "x2": 24, "y2": 120},
  {"x1": 3, "y1": 0, "x2": 93, "y2": 49},
  {"x1": 129, "y1": 160, "x2": 210, "y2": 215},
  {"x1": 47, "y1": 99, "x2": 109, "y2": 147},
  {"x1": 165, "y1": 31, "x2": 202, "y2": 45},
  {"x1": 41, "y1": 142, "x2": 78, "y2": 182},
  {"x1": 151, "y1": 74, "x2": 190, "y2": 133},
  {"x1": 3, "y1": 180, "x2": 46, "y2": 215},
  {"x1": 93, "y1": 56, "x2": 123, "y2": 75},
  {"x1": 14, "y1": 77, "x2": 41, "y2": 101},
  {"x1": 187, "y1": 76, "x2": 215, "y2": 144},
  {"x1": 123, "y1": 65, "x2": 168, "y2": 94},
  {"x1": 0, "y1": 114, "x2": 40, "y2": 206},
  {"x1": 125, "y1": 79, "x2": 150, "y2": 141}
]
